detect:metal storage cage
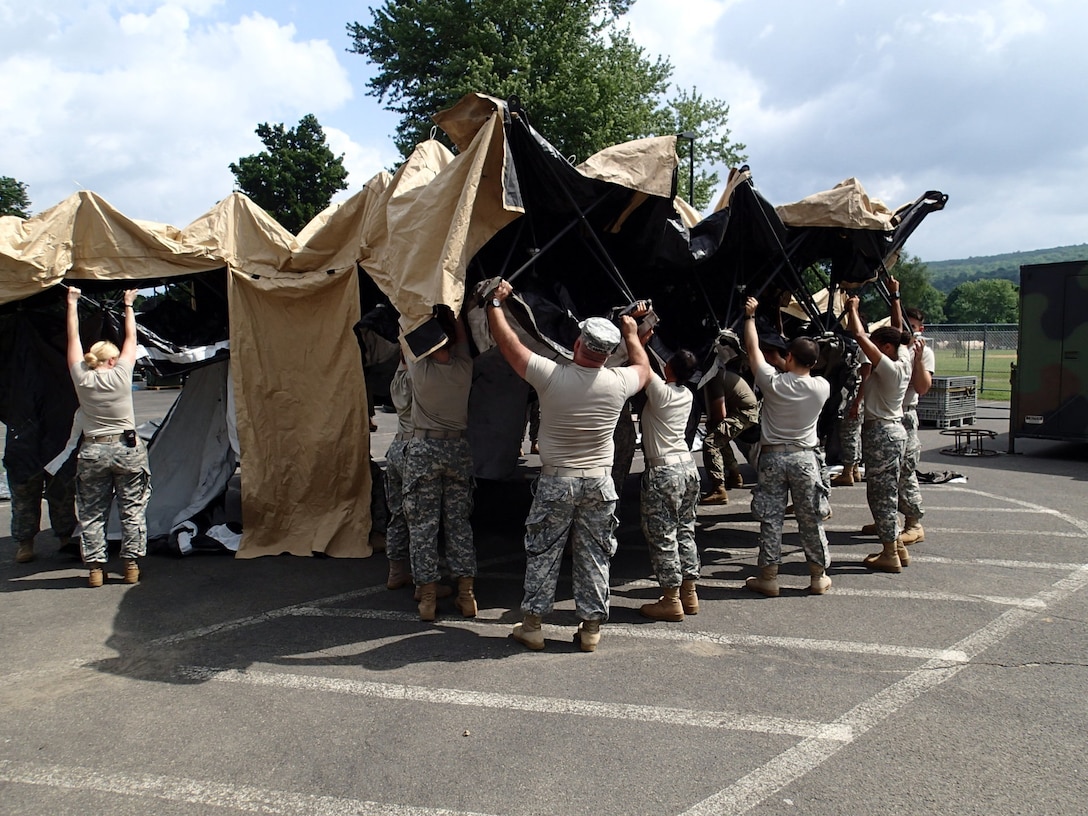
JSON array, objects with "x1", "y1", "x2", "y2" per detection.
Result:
[{"x1": 918, "y1": 376, "x2": 977, "y2": 428}]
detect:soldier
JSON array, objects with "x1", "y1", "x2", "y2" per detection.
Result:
[
  {"x1": 891, "y1": 279, "x2": 934, "y2": 545},
  {"x1": 844, "y1": 295, "x2": 915, "y2": 573},
  {"x1": 830, "y1": 363, "x2": 868, "y2": 487},
  {"x1": 486, "y1": 280, "x2": 650, "y2": 652},
  {"x1": 66, "y1": 287, "x2": 151, "y2": 587},
  {"x1": 5, "y1": 450, "x2": 77, "y2": 564},
  {"x1": 403, "y1": 310, "x2": 476, "y2": 621},
  {"x1": 637, "y1": 347, "x2": 701, "y2": 621},
  {"x1": 741, "y1": 297, "x2": 833, "y2": 597},
  {"x1": 383, "y1": 357, "x2": 414, "y2": 589},
  {"x1": 699, "y1": 365, "x2": 759, "y2": 504}
]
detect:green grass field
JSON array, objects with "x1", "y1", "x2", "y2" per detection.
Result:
[{"x1": 932, "y1": 348, "x2": 1015, "y2": 400}]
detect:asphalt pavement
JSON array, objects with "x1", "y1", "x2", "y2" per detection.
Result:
[{"x1": 2, "y1": 392, "x2": 1087, "y2": 815}]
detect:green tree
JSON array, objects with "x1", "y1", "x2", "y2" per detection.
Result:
[
  {"x1": 667, "y1": 88, "x2": 746, "y2": 208},
  {"x1": 347, "y1": 0, "x2": 746, "y2": 208},
  {"x1": 856, "y1": 253, "x2": 946, "y2": 324},
  {"x1": 944, "y1": 278, "x2": 1019, "y2": 324},
  {"x1": 0, "y1": 176, "x2": 32, "y2": 218},
  {"x1": 229, "y1": 114, "x2": 348, "y2": 234}
]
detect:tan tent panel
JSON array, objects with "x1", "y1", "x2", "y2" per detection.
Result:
[
  {"x1": 775, "y1": 177, "x2": 896, "y2": 230},
  {"x1": 576, "y1": 135, "x2": 678, "y2": 199},
  {"x1": 228, "y1": 265, "x2": 371, "y2": 558}
]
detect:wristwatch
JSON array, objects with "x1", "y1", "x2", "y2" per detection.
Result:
[
  {"x1": 488, "y1": 297, "x2": 502, "y2": 309},
  {"x1": 891, "y1": 293, "x2": 901, "y2": 300}
]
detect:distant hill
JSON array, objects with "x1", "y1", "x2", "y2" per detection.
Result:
[{"x1": 923, "y1": 244, "x2": 1088, "y2": 293}]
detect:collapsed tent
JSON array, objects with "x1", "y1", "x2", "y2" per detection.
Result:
[{"x1": 0, "y1": 91, "x2": 946, "y2": 555}]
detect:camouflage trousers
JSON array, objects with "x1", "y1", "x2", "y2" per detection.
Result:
[
  {"x1": 838, "y1": 408, "x2": 863, "y2": 466},
  {"x1": 522, "y1": 473, "x2": 618, "y2": 621},
  {"x1": 76, "y1": 440, "x2": 151, "y2": 563},
  {"x1": 703, "y1": 413, "x2": 757, "y2": 486},
  {"x1": 862, "y1": 420, "x2": 908, "y2": 543},
  {"x1": 7, "y1": 460, "x2": 77, "y2": 542},
  {"x1": 383, "y1": 439, "x2": 410, "y2": 562},
  {"x1": 640, "y1": 461, "x2": 700, "y2": 587},
  {"x1": 898, "y1": 409, "x2": 925, "y2": 521},
  {"x1": 402, "y1": 437, "x2": 475, "y2": 584},
  {"x1": 751, "y1": 449, "x2": 830, "y2": 567}
]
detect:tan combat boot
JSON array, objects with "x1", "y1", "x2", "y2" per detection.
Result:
[
  {"x1": 417, "y1": 583, "x2": 438, "y2": 621},
  {"x1": 896, "y1": 541, "x2": 911, "y2": 567},
  {"x1": 746, "y1": 564, "x2": 780, "y2": 597},
  {"x1": 123, "y1": 559, "x2": 140, "y2": 584},
  {"x1": 576, "y1": 619, "x2": 601, "y2": 652},
  {"x1": 386, "y1": 559, "x2": 412, "y2": 590},
  {"x1": 808, "y1": 562, "x2": 832, "y2": 594},
  {"x1": 413, "y1": 582, "x2": 452, "y2": 601},
  {"x1": 863, "y1": 540, "x2": 902, "y2": 573},
  {"x1": 640, "y1": 587, "x2": 684, "y2": 622},
  {"x1": 455, "y1": 576, "x2": 477, "y2": 618},
  {"x1": 699, "y1": 485, "x2": 729, "y2": 505},
  {"x1": 726, "y1": 469, "x2": 745, "y2": 489},
  {"x1": 87, "y1": 563, "x2": 105, "y2": 588},
  {"x1": 511, "y1": 613, "x2": 545, "y2": 651},
  {"x1": 680, "y1": 578, "x2": 700, "y2": 615},
  {"x1": 860, "y1": 521, "x2": 878, "y2": 535},
  {"x1": 899, "y1": 518, "x2": 925, "y2": 545},
  {"x1": 15, "y1": 539, "x2": 35, "y2": 563},
  {"x1": 830, "y1": 467, "x2": 854, "y2": 487},
  {"x1": 853, "y1": 464, "x2": 862, "y2": 482}
]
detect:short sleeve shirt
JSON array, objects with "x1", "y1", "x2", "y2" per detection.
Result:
[
  {"x1": 752, "y1": 361, "x2": 829, "y2": 447},
  {"x1": 641, "y1": 375, "x2": 692, "y2": 460},
  {"x1": 525, "y1": 354, "x2": 642, "y2": 469},
  {"x1": 407, "y1": 342, "x2": 472, "y2": 432},
  {"x1": 864, "y1": 348, "x2": 912, "y2": 421},
  {"x1": 69, "y1": 359, "x2": 136, "y2": 437}
]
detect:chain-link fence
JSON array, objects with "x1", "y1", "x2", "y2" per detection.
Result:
[{"x1": 925, "y1": 323, "x2": 1017, "y2": 399}]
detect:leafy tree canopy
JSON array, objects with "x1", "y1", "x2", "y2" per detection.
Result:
[
  {"x1": 944, "y1": 278, "x2": 1019, "y2": 324},
  {"x1": 229, "y1": 114, "x2": 348, "y2": 234},
  {"x1": 0, "y1": 176, "x2": 31, "y2": 218},
  {"x1": 347, "y1": 0, "x2": 745, "y2": 209},
  {"x1": 847, "y1": 254, "x2": 946, "y2": 326}
]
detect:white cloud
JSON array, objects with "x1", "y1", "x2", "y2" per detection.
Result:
[{"x1": 1, "y1": 2, "x2": 358, "y2": 226}]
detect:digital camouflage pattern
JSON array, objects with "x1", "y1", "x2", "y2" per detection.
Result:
[
  {"x1": 383, "y1": 439, "x2": 410, "y2": 562},
  {"x1": 898, "y1": 409, "x2": 924, "y2": 520},
  {"x1": 640, "y1": 461, "x2": 700, "y2": 587},
  {"x1": 521, "y1": 474, "x2": 617, "y2": 621},
  {"x1": 402, "y1": 437, "x2": 475, "y2": 584},
  {"x1": 7, "y1": 464, "x2": 77, "y2": 543},
  {"x1": 837, "y1": 407, "x2": 863, "y2": 466},
  {"x1": 76, "y1": 441, "x2": 151, "y2": 563},
  {"x1": 750, "y1": 450, "x2": 830, "y2": 567},
  {"x1": 862, "y1": 421, "x2": 907, "y2": 543}
]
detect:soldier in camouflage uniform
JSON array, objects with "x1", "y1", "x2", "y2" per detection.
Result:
[
  {"x1": 845, "y1": 295, "x2": 917, "y2": 573},
  {"x1": 6, "y1": 455, "x2": 78, "y2": 563},
  {"x1": 486, "y1": 280, "x2": 650, "y2": 652},
  {"x1": 890, "y1": 280, "x2": 935, "y2": 546},
  {"x1": 383, "y1": 359, "x2": 413, "y2": 589},
  {"x1": 67, "y1": 286, "x2": 150, "y2": 587},
  {"x1": 741, "y1": 297, "x2": 833, "y2": 596},
  {"x1": 700, "y1": 367, "x2": 759, "y2": 503},
  {"x1": 636, "y1": 347, "x2": 701, "y2": 622},
  {"x1": 403, "y1": 311, "x2": 476, "y2": 621}
]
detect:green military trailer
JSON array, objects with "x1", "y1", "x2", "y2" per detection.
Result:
[{"x1": 1009, "y1": 259, "x2": 1088, "y2": 451}]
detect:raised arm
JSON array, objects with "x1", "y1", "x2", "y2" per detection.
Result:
[
  {"x1": 910, "y1": 336, "x2": 932, "y2": 396},
  {"x1": 486, "y1": 279, "x2": 532, "y2": 379},
  {"x1": 845, "y1": 296, "x2": 884, "y2": 367},
  {"x1": 119, "y1": 289, "x2": 139, "y2": 367},
  {"x1": 887, "y1": 276, "x2": 904, "y2": 330},
  {"x1": 743, "y1": 297, "x2": 764, "y2": 370},
  {"x1": 619, "y1": 315, "x2": 651, "y2": 391},
  {"x1": 66, "y1": 286, "x2": 83, "y2": 368}
]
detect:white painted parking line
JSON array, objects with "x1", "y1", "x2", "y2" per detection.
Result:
[
  {"x1": 0, "y1": 759, "x2": 497, "y2": 816},
  {"x1": 177, "y1": 666, "x2": 853, "y2": 741}
]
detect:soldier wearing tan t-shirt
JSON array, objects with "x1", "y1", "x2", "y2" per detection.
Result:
[{"x1": 486, "y1": 280, "x2": 651, "y2": 653}]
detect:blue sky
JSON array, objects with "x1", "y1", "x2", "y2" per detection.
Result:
[{"x1": 4, "y1": 0, "x2": 1087, "y2": 263}]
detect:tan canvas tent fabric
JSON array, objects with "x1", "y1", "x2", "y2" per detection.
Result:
[
  {"x1": 775, "y1": 177, "x2": 896, "y2": 230},
  {"x1": 0, "y1": 191, "x2": 373, "y2": 558}
]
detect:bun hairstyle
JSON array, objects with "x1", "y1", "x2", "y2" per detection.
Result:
[
  {"x1": 85, "y1": 340, "x2": 119, "y2": 370},
  {"x1": 870, "y1": 327, "x2": 909, "y2": 350}
]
